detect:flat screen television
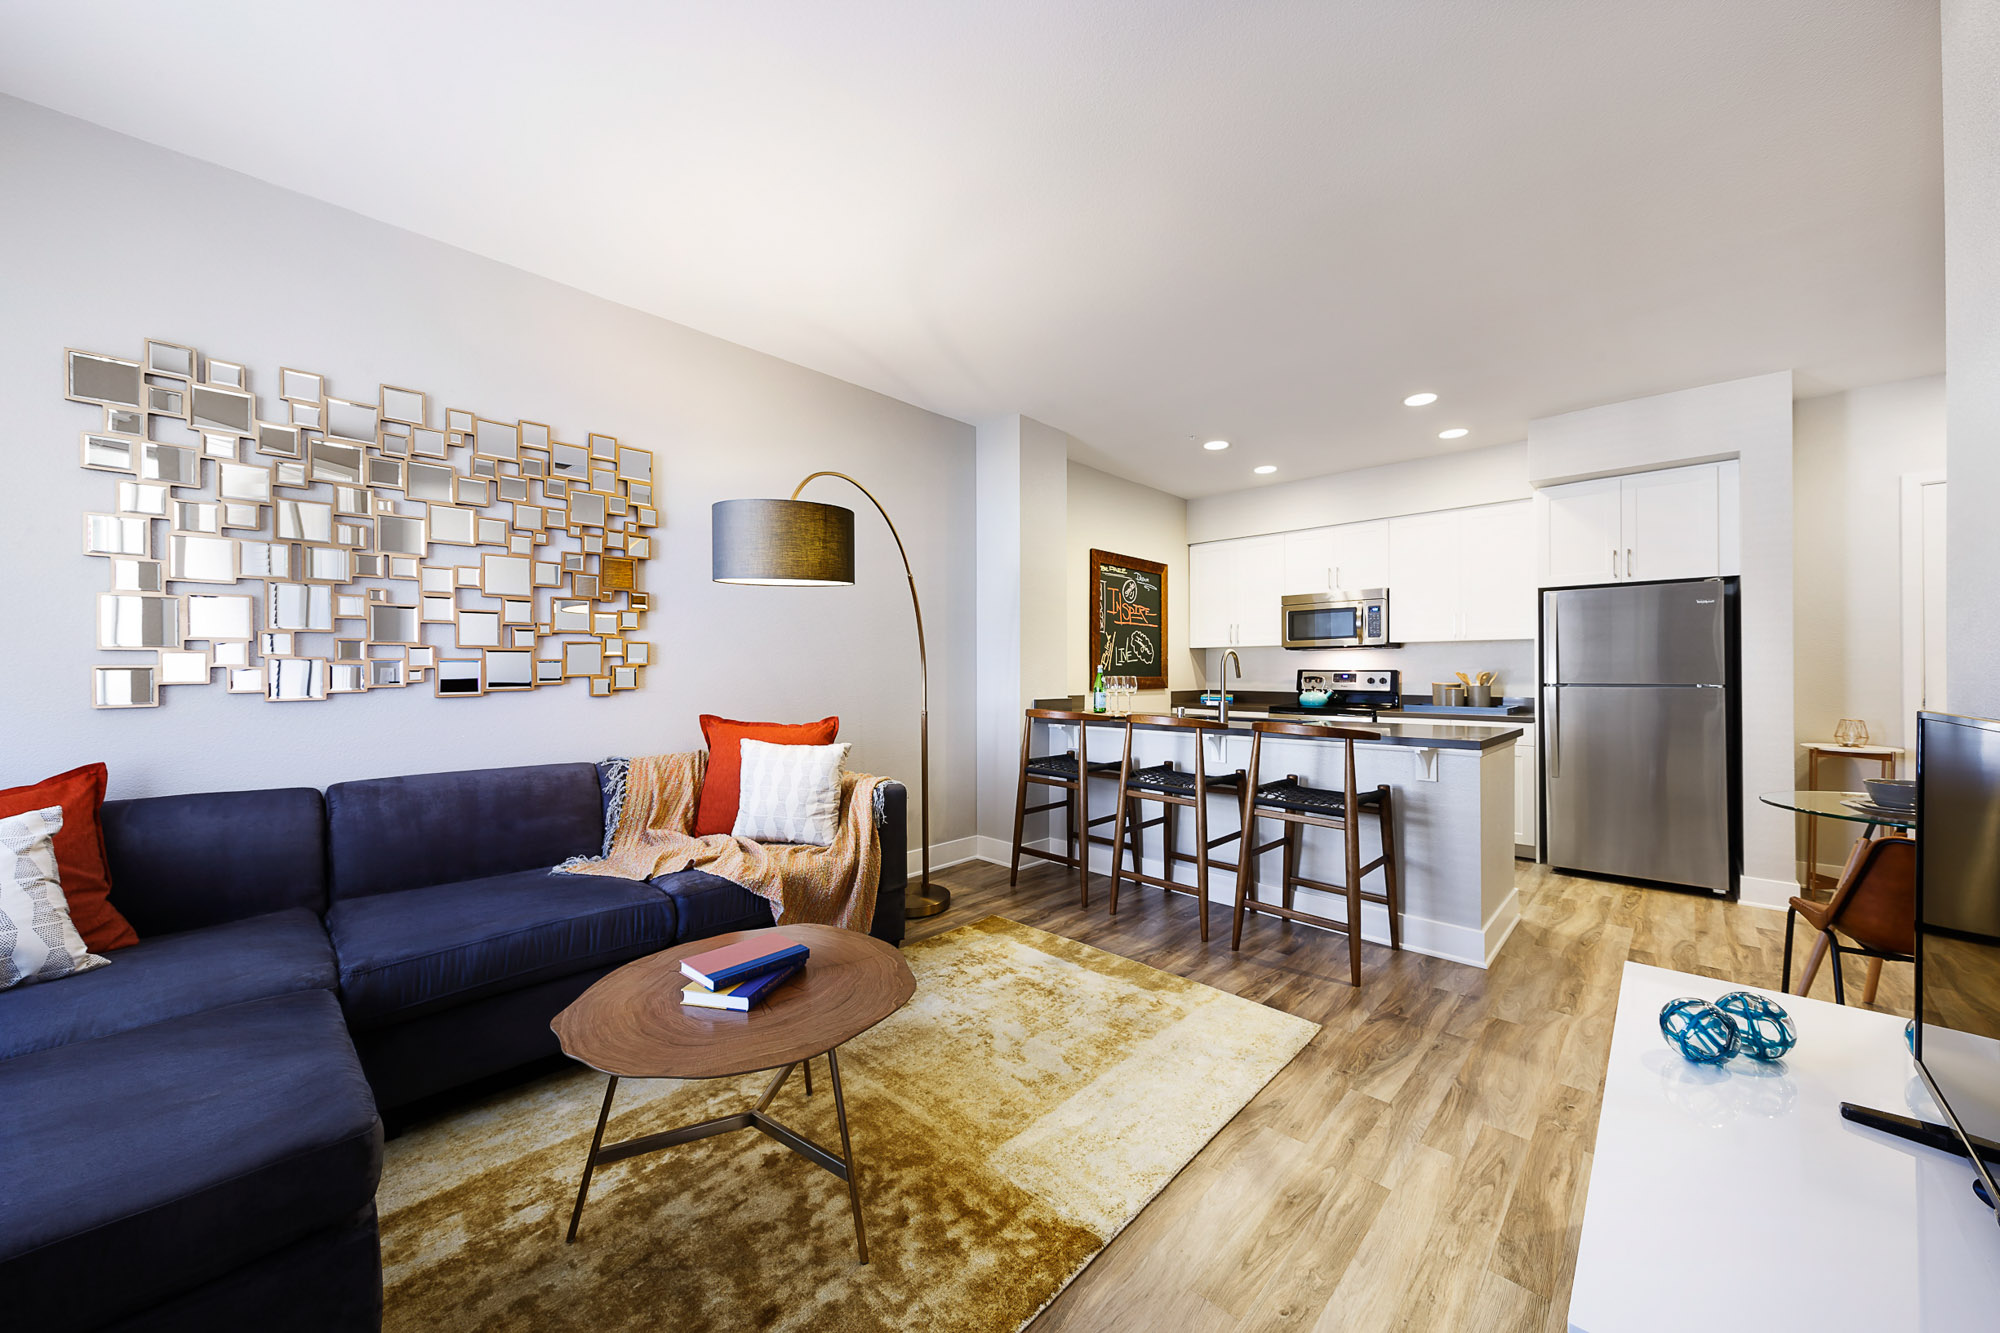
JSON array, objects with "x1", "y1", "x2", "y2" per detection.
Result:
[
  {"x1": 1914, "y1": 711, "x2": 2000, "y2": 1218},
  {"x1": 1844, "y1": 710, "x2": 2000, "y2": 1222}
]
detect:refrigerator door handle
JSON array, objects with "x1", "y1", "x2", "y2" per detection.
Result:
[{"x1": 1548, "y1": 687, "x2": 1559, "y2": 777}]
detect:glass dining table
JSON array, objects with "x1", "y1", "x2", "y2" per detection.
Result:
[
  {"x1": 1759, "y1": 790, "x2": 1914, "y2": 900},
  {"x1": 1758, "y1": 789, "x2": 1915, "y2": 831}
]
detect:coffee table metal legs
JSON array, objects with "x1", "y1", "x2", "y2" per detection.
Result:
[
  {"x1": 566, "y1": 1074, "x2": 620, "y2": 1243},
  {"x1": 563, "y1": 1052, "x2": 869, "y2": 1263},
  {"x1": 827, "y1": 1048, "x2": 868, "y2": 1264}
]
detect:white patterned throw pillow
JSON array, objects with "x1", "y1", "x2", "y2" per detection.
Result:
[
  {"x1": 1, "y1": 806, "x2": 109, "y2": 990},
  {"x1": 732, "y1": 740, "x2": 850, "y2": 846}
]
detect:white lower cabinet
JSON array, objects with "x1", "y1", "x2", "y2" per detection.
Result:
[{"x1": 1514, "y1": 736, "x2": 1537, "y2": 855}]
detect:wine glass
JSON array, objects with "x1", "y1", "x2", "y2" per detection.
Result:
[{"x1": 1833, "y1": 718, "x2": 1869, "y2": 748}]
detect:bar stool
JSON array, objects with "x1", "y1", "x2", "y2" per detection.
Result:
[
  {"x1": 1010, "y1": 708, "x2": 1126, "y2": 906},
  {"x1": 1109, "y1": 714, "x2": 1246, "y2": 942},
  {"x1": 1232, "y1": 720, "x2": 1402, "y2": 987}
]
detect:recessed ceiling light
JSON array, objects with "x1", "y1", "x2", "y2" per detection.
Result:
[
  {"x1": 1403, "y1": 392, "x2": 1438, "y2": 407},
  {"x1": 1203, "y1": 439, "x2": 1230, "y2": 451},
  {"x1": 1254, "y1": 465, "x2": 1277, "y2": 475},
  {"x1": 1438, "y1": 428, "x2": 1469, "y2": 440}
]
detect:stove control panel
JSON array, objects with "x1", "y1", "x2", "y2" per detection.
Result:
[{"x1": 1299, "y1": 668, "x2": 1399, "y2": 697}]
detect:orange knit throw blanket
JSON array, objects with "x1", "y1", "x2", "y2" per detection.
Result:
[{"x1": 557, "y1": 751, "x2": 884, "y2": 932}]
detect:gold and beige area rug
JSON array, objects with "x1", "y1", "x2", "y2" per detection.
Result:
[{"x1": 379, "y1": 916, "x2": 1318, "y2": 1333}]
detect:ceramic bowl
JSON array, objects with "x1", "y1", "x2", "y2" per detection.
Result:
[{"x1": 1863, "y1": 777, "x2": 1915, "y2": 810}]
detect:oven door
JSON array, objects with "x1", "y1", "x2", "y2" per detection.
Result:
[{"x1": 1282, "y1": 598, "x2": 1362, "y2": 649}]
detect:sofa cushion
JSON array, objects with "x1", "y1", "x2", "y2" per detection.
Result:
[
  {"x1": 0, "y1": 762, "x2": 137, "y2": 952},
  {"x1": 101, "y1": 787, "x2": 327, "y2": 935},
  {"x1": 654, "y1": 868, "x2": 776, "y2": 940},
  {"x1": 0, "y1": 990, "x2": 382, "y2": 1332},
  {"x1": 0, "y1": 908, "x2": 335, "y2": 1061},
  {"x1": 327, "y1": 868, "x2": 677, "y2": 1028},
  {"x1": 325, "y1": 763, "x2": 604, "y2": 901}
]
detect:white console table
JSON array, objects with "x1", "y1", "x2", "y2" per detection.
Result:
[{"x1": 1569, "y1": 962, "x2": 2000, "y2": 1332}]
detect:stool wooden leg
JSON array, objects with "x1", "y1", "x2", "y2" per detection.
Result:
[
  {"x1": 1076, "y1": 774, "x2": 1091, "y2": 910},
  {"x1": 1793, "y1": 931, "x2": 1832, "y2": 998},
  {"x1": 1010, "y1": 721, "x2": 1032, "y2": 887},
  {"x1": 1232, "y1": 806, "x2": 1257, "y2": 951},
  {"x1": 1378, "y1": 788, "x2": 1402, "y2": 952},
  {"x1": 1164, "y1": 801, "x2": 1180, "y2": 886},
  {"x1": 1345, "y1": 817, "x2": 1364, "y2": 988},
  {"x1": 1194, "y1": 786, "x2": 1211, "y2": 943},
  {"x1": 1109, "y1": 790, "x2": 1129, "y2": 915},
  {"x1": 1281, "y1": 819, "x2": 1301, "y2": 927},
  {"x1": 1862, "y1": 956, "x2": 1885, "y2": 1006}
]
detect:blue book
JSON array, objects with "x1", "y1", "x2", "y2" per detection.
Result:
[
  {"x1": 679, "y1": 934, "x2": 810, "y2": 990},
  {"x1": 681, "y1": 961, "x2": 803, "y2": 1011}
]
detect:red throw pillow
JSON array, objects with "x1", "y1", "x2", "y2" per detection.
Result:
[
  {"x1": 0, "y1": 763, "x2": 139, "y2": 952},
  {"x1": 694, "y1": 715, "x2": 840, "y2": 836}
]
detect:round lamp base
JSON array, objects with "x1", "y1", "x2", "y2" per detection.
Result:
[{"x1": 903, "y1": 884, "x2": 951, "y2": 919}]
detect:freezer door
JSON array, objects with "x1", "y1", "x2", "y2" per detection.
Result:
[
  {"x1": 1543, "y1": 581, "x2": 1726, "y2": 686},
  {"x1": 1544, "y1": 683, "x2": 1731, "y2": 892}
]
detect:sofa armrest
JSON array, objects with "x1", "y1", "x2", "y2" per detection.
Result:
[{"x1": 870, "y1": 781, "x2": 908, "y2": 945}]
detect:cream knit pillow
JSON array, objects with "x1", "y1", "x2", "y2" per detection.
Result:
[
  {"x1": 1, "y1": 806, "x2": 109, "y2": 990},
  {"x1": 732, "y1": 740, "x2": 850, "y2": 846}
]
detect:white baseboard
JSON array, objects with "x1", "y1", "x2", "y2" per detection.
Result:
[
  {"x1": 921, "y1": 836, "x2": 987, "y2": 871},
  {"x1": 1737, "y1": 874, "x2": 1797, "y2": 911}
]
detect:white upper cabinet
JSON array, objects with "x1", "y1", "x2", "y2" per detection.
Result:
[
  {"x1": 1386, "y1": 500, "x2": 1535, "y2": 643},
  {"x1": 1457, "y1": 501, "x2": 1536, "y2": 640},
  {"x1": 1620, "y1": 465, "x2": 1720, "y2": 583},
  {"x1": 1281, "y1": 519, "x2": 1388, "y2": 595},
  {"x1": 1385, "y1": 509, "x2": 1462, "y2": 642},
  {"x1": 1541, "y1": 476, "x2": 1623, "y2": 586},
  {"x1": 1537, "y1": 461, "x2": 1739, "y2": 585},
  {"x1": 1189, "y1": 533, "x2": 1284, "y2": 648}
]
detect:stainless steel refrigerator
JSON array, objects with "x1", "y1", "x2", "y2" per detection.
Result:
[{"x1": 1541, "y1": 578, "x2": 1739, "y2": 895}]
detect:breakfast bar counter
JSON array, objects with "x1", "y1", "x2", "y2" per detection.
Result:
[{"x1": 1027, "y1": 699, "x2": 1524, "y2": 967}]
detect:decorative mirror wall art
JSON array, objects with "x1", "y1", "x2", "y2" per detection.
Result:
[{"x1": 67, "y1": 342, "x2": 655, "y2": 706}]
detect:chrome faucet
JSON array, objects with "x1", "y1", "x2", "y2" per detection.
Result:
[{"x1": 1219, "y1": 650, "x2": 1242, "y2": 726}]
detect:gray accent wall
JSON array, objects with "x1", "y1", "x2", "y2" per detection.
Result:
[{"x1": 0, "y1": 96, "x2": 979, "y2": 853}]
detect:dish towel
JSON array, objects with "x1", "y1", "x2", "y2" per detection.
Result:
[{"x1": 557, "y1": 751, "x2": 884, "y2": 932}]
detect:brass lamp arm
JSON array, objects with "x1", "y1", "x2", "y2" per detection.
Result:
[{"x1": 790, "y1": 471, "x2": 939, "y2": 910}]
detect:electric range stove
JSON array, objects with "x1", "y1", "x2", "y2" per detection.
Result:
[{"x1": 1267, "y1": 668, "x2": 1400, "y2": 722}]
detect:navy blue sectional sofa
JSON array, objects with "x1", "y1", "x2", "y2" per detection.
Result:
[{"x1": 0, "y1": 761, "x2": 907, "y2": 1333}]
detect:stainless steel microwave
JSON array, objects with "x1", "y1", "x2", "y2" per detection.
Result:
[{"x1": 1281, "y1": 589, "x2": 1391, "y2": 649}]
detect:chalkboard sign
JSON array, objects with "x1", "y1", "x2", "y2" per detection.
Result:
[{"x1": 1089, "y1": 548, "x2": 1167, "y2": 690}]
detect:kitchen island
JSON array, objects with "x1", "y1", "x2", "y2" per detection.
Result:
[{"x1": 1028, "y1": 701, "x2": 1525, "y2": 967}]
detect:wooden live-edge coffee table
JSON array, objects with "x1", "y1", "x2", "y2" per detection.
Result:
[{"x1": 550, "y1": 924, "x2": 915, "y2": 1263}]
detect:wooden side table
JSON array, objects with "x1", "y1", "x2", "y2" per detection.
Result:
[
  {"x1": 1797, "y1": 742, "x2": 1903, "y2": 897},
  {"x1": 550, "y1": 924, "x2": 915, "y2": 1263}
]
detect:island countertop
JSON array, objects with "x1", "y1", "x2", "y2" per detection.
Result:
[{"x1": 1030, "y1": 698, "x2": 1523, "y2": 751}]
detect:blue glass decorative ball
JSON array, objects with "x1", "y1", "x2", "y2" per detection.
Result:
[
  {"x1": 1659, "y1": 997, "x2": 1739, "y2": 1064},
  {"x1": 1715, "y1": 991, "x2": 1797, "y2": 1062}
]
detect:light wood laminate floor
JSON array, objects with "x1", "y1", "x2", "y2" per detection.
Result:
[{"x1": 906, "y1": 857, "x2": 1908, "y2": 1332}]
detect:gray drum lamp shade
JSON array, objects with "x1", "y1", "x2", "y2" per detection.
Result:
[{"x1": 711, "y1": 498, "x2": 856, "y2": 585}]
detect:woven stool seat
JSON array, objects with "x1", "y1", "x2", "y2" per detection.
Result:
[
  {"x1": 1251, "y1": 780, "x2": 1385, "y2": 817},
  {"x1": 1026, "y1": 753, "x2": 1122, "y2": 781},
  {"x1": 1126, "y1": 765, "x2": 1243, "y2": 793}
]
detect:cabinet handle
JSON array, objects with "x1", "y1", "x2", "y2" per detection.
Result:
[
  {"x1": 1626, "y1": 548, "x2": 1633, "y2": 579},
  {"x1": 1611, "y1": 547, "x2": 1617, "y2": 578}
]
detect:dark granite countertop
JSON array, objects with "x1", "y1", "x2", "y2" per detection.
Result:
[{"x1": 1028, "y1": 695, "x2": 1522, "y2": 751}]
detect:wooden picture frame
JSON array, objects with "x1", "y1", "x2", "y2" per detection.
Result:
[{"x1": 1088, "y1": 548, "x2": 1168, "y2": 690}]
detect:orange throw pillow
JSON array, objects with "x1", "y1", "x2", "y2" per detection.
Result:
[
  {"x1": 694, "y1": 715, "x2": 840, "y2": 836},
  {"x1": 0, "y1": 763, "x2": 139, "y2": 951}
]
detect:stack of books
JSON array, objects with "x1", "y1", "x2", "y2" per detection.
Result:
[{"x1": 679, "y1": 934, "x2": 809, "y2": 1011}]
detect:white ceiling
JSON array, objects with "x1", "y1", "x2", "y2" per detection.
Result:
[{"x1": 0, "y1": 1, "x2": 1944, "y2": 497}]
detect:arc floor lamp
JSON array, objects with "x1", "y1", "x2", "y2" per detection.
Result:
[{"x1": 712, "y1": 472, "x2": 949, "y2": 919}]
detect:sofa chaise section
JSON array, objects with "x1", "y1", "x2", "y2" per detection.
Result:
[{"x1": 0, "y1": 991, "x2": 383, "y2": 1332}]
